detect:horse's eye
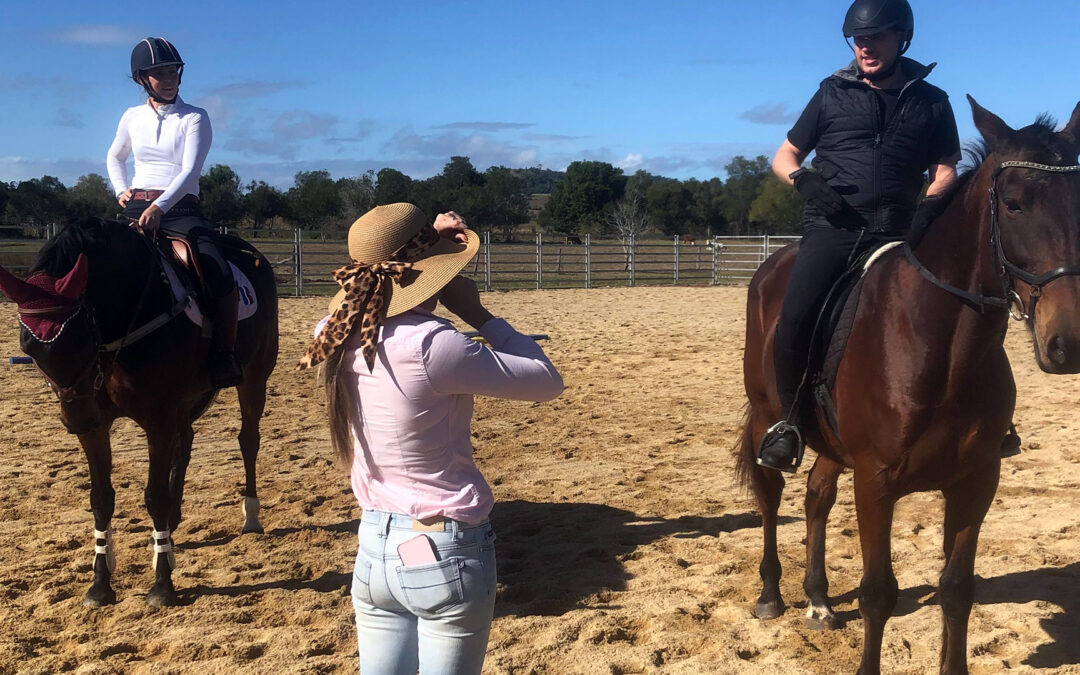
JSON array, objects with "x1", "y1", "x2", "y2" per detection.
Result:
[{"x1": 1004, "y1": 198, "x2": 1023, "y2": 214}]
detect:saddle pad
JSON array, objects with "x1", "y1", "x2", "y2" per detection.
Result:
[{"x1": 162, "y1": 262, "x2": 258, "y2": 328}]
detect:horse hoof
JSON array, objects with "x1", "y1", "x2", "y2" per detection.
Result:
[
  {"x1": 805, "y1": 612, "x2": 844, "y2": 630},
  {"x1": 242, "y1": 524, "x2": 264, "y2": 534},
  {"x1": 753, "y1": 600, "x2": 785, "y2": 620},
  {"x1": 146, "y1": 586, "x2": 178, "y2": 608},
  {"x1": 83, "y1": 586, "x2": 116, "y2": 607}
]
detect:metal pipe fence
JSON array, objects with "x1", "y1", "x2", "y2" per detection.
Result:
[{"x1": 0, "y1": 225, "x2": 800, "y2": 297}]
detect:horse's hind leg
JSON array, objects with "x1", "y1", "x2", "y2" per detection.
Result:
[
  {"x1": 853, "y1": 468, "x2": 898, "y2": 675},
  {"x1": 743, "y1": 409, "x2": 788, "y2": 619},
  {"x1": 79, "y1": 424, "x2": 117, "y2": 607},
  {"x1": 939, "y1": 460, "x2": 999, "y2": 675},
  {"x1": 167, "y1": 423, "x2": 194, "y2": 531},
  {"x1": 236, "y1": 375, "x2": 268, "y2": 534},
  {"x1": 803, "y1": 455, "x2": 844, "y2": 630}
]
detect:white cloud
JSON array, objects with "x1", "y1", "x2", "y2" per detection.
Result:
[
  {"x1": 617, "y1": 153, "x2": 644, "y2": 170},
  {"x1": 53, "y1": 25, "x2": 142, "y2": 46}
]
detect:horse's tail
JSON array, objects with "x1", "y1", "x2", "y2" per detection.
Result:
[{"x1": 733, "y1": 402, "x2": 755, "y2": 492}]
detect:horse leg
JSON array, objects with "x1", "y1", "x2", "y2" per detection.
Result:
[
  {"x1": 938, "y1": 461, "x2": 999, "y2": 675},
  {"x1": 79, "y1": 423, "x2": 117, "y2": 607},
  {"x1": 803, "y1": 455, "x2": 844, "y2": 630},
  {"x1": 237, "y1": 376, "x2": 267, "y2": 534},
  {"x1": 167, "y1": 423, "x2": 194, "y2": 532},
  {"x1": 743, "y1": 410, "x2": 787, "y2": 619},
  {"x1": 854, "y1": 470, "x2": 898, "y2": 675},
  {"x1": 144, "y1": 424, "x2": 180, "y2": 606}
]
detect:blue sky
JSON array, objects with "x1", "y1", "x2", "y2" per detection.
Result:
[{"x1": 1, "y1": 1, "x2": 1077, "y2": 189}]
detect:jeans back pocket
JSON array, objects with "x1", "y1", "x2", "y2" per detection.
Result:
[
  {"x1": 396, "y1": 558, "x2": 464, "y2": 615},
  {"x1": 352, "y1": 555, "x2": 374, "y2": 607}
]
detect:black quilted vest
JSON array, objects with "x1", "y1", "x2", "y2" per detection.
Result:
[{"x1": 806, "y1": 58, "x2": 952, "y2": 234}]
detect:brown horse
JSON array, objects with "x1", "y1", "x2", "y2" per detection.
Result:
[
  {"x1": 737, "y1": 98, "x2": 1080, "y2": 674},
  {"x1": 0, "y1": 217, "x2": 279, "y2": 607}
]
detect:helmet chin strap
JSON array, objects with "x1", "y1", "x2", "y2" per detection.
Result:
[{"x1": 137, "y1": 67, "x2": 183, "y2": 105}]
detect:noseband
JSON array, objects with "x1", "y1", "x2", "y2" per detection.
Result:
[{"x1": 905, "y1": 160, "x2": 1080, "y2": 320}]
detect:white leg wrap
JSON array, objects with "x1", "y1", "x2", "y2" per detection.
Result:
[
  {"x1": 242, "y1": 496, "x2": 262, "y2": 532},
  {"x1": 93, "y1": 527, "x2": 116, "y2": 574},
  {"x1": 150, "y1": 529, "x2": 175, "y2": 571}
]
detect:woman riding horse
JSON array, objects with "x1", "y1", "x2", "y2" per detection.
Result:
[{"x1": 106, "y1": 37, "x2": 242, "y2": 388}]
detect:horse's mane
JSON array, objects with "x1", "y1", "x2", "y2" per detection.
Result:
[{"x1": 31, "y1": 217, "x2": 133, "y2": 277}]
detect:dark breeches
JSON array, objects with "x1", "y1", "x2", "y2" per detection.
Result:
[{"x1": 772, "y1": 225, "x2": 898, "y2": 421}]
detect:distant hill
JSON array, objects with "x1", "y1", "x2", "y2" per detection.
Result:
[{"x1": 512, "y1": 167, "x2": 564, "y2": 195}]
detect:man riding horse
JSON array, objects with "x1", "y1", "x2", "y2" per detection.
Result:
[{"x1": 754, "y1": 0, "x2": 1026, "y2": 472}]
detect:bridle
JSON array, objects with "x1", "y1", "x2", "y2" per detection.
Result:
[
  {"x1": 905, "y1": 160, "x2": 1080, "y2": 321},
  {"x1": 989, "y1": 161, "x2": 1080, "y2": 321}
]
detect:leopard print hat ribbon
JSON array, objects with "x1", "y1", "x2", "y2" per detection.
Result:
[{"x1": 297, "y1": 225, "x2": 440, "y2": 372}]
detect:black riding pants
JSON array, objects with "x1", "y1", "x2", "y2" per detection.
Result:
[
  {"x1": 773, "y1": 225, "x2": 901, "y2": 423},
  {"x1": 123, "y1": 197, "x2": 235, "y2": 299}
]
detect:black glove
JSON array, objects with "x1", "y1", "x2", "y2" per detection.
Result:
[
  {"x1": 906, "y1": 195, "x2": 947, "y2": 246},
  {"x1": 790, "y1": 168, "x2": 845, "y2": 218}
]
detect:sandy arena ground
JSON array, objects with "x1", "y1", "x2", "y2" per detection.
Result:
[{"x1": 0, "y1": 286, "x2": 1078, "y2": 674}]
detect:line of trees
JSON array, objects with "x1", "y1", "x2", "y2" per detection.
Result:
[
  {"x1": 538, "y1": 156, "x2": 803, "y2": 239},
  {"x1": 0, "y1": 154, "x2": 803, "y2": 241}
]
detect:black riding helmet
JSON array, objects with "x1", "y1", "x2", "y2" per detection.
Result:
[
  {"x1": 130, "y1": 37, "x2": 185, "y2": 103},
  {"x1": 843, "y1": 0, "x2": 914, "y2": 54}
]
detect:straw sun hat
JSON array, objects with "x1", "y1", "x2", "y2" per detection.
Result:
[
  {"x1": 298, "y1": 203, "x2": 479, "y2": 371},
  {"x1": 327, "y1": 202, "x2": 479, "y2": 317}
]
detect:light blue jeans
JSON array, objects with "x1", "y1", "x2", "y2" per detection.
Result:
[{"x1": 352, "y1": 510, "x2": 497, "y2": 675}]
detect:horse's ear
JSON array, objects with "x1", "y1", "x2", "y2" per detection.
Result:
[
  {"x1": 0, "y1": 264, "x2": 36, "y2": 305},
  {"x1": 968, "y1": 95, "x2": 1015, "y2": 152},
  {"x1": 53, "y1": 254, "x2": 89, "y2": 300},
  {"x1": 1060, "y1": 100, "x2": 1080, "y2": 156}
]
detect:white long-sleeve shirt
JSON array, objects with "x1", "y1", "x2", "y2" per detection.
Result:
[
  {"x1": 317, "y1": 309, "x2": 564, "y2": 524},
  {"x1": 106, "y1": 96, "x2": 211, "y2": 214}
]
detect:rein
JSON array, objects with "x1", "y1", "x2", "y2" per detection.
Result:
[{"x1": 906, "y1": 160, "x2": 1080, "y2": 321}]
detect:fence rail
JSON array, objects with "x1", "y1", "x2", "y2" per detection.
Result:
[{"x1": 0, "y1": 225, "x2": 800, "y2": 296}]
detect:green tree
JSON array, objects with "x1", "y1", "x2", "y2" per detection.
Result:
[
  {"x1": 374, "y1": 168, "x2": 413, "y2": 206},
  {"x1": 748, "y1": 174, "x2": 804, "y2": 234},
  {"x1": 244, "y1": 180, "x2": 289, "y2": 233},
  {"x1": 624, "y1": 169, "x2": 656, "y2": 203},
  {"x1": 722, "y1": 155, "x2": 771, "y2": 235},
  {"x1": 338, "y1": 171, "x2": 376, "y2": 222},
  {"x1": 0, "y1": 182, "x2": 10, "y2": 223},
  {"x1": 645, "y1": 180, "x2": 694, "y2": 236},
  {"x1": 199, "y1": 164, "x2": 244, "y2": 228},
  {"x1": 288, "y1": 170, "x2": 343, "y2": 234},
  {"x1": 475, "y1": 166, "x2": 530, "y2": 242},
  {"x1": 686, "y1": 177, "x2": 728, "y2": 237},
  {"x1": 424, "y1": 156, "x2": 483, "y2": 218},
  {"x1": 538, "y1": 160, "x2": 626, "y2": 235},
  {"x1": 8, "y1": 176, "x2": 67, "y2": 228},
  {"x1": 65, "y1": 174, "x2": 115, "y2": 219}
]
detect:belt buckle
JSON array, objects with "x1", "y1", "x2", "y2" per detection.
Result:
[{"x1": 411, "y1": 516, "x2": 445, "y2": 532}]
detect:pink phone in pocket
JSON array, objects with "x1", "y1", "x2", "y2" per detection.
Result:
[{"x1": 397, "y1": 534, "x2": 439, "y2": 566}]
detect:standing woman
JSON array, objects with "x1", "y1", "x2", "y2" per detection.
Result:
[
  {"x1": 106, "y1": 37, "x2": 242, "y2": 388},
  {"x1": 299, "y1": 204, "x2": 564, "y2": 674}
]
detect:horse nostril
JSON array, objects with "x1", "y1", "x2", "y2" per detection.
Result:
[{"x1": 1048, "y1": 335, "x2": 1068, "y2": 366}]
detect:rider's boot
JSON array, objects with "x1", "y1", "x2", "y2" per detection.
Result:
[
  {"x1": 209, "y1": 287, "x2": 243, "y2": 389},
  {"x1": 756, "y1": 421, "x2": 805, "y2": 474},
  {"x1": 1000, "y1": 422, "x2": 1022, "y2": 458}
]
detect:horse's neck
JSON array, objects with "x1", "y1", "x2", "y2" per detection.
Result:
[
  {"x1": 86, "y1": 232, "x2": 167, "y2": 341},
  {"x1": 912, "y1": 174, "x2": 1002, "y2": 307}
]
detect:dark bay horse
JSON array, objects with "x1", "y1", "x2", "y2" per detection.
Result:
[
  {"x1": 737, "y1": 98, "x2": 1080, "y2": 674},
  {"x1": 0, "y1": 217, "x2": 278, "y2": 607}
]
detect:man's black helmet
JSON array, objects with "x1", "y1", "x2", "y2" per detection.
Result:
[
  {"x1": 130, "y1": 37, "x2": 184, "y2": 79},
  {"x1": 843, "y1": 0, "x2": 914, "y2": 40}
]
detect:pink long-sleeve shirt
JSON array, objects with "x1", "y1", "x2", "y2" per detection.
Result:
[{"x1": 323, "y1": 309, "x2": 563, "y2": 524}]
